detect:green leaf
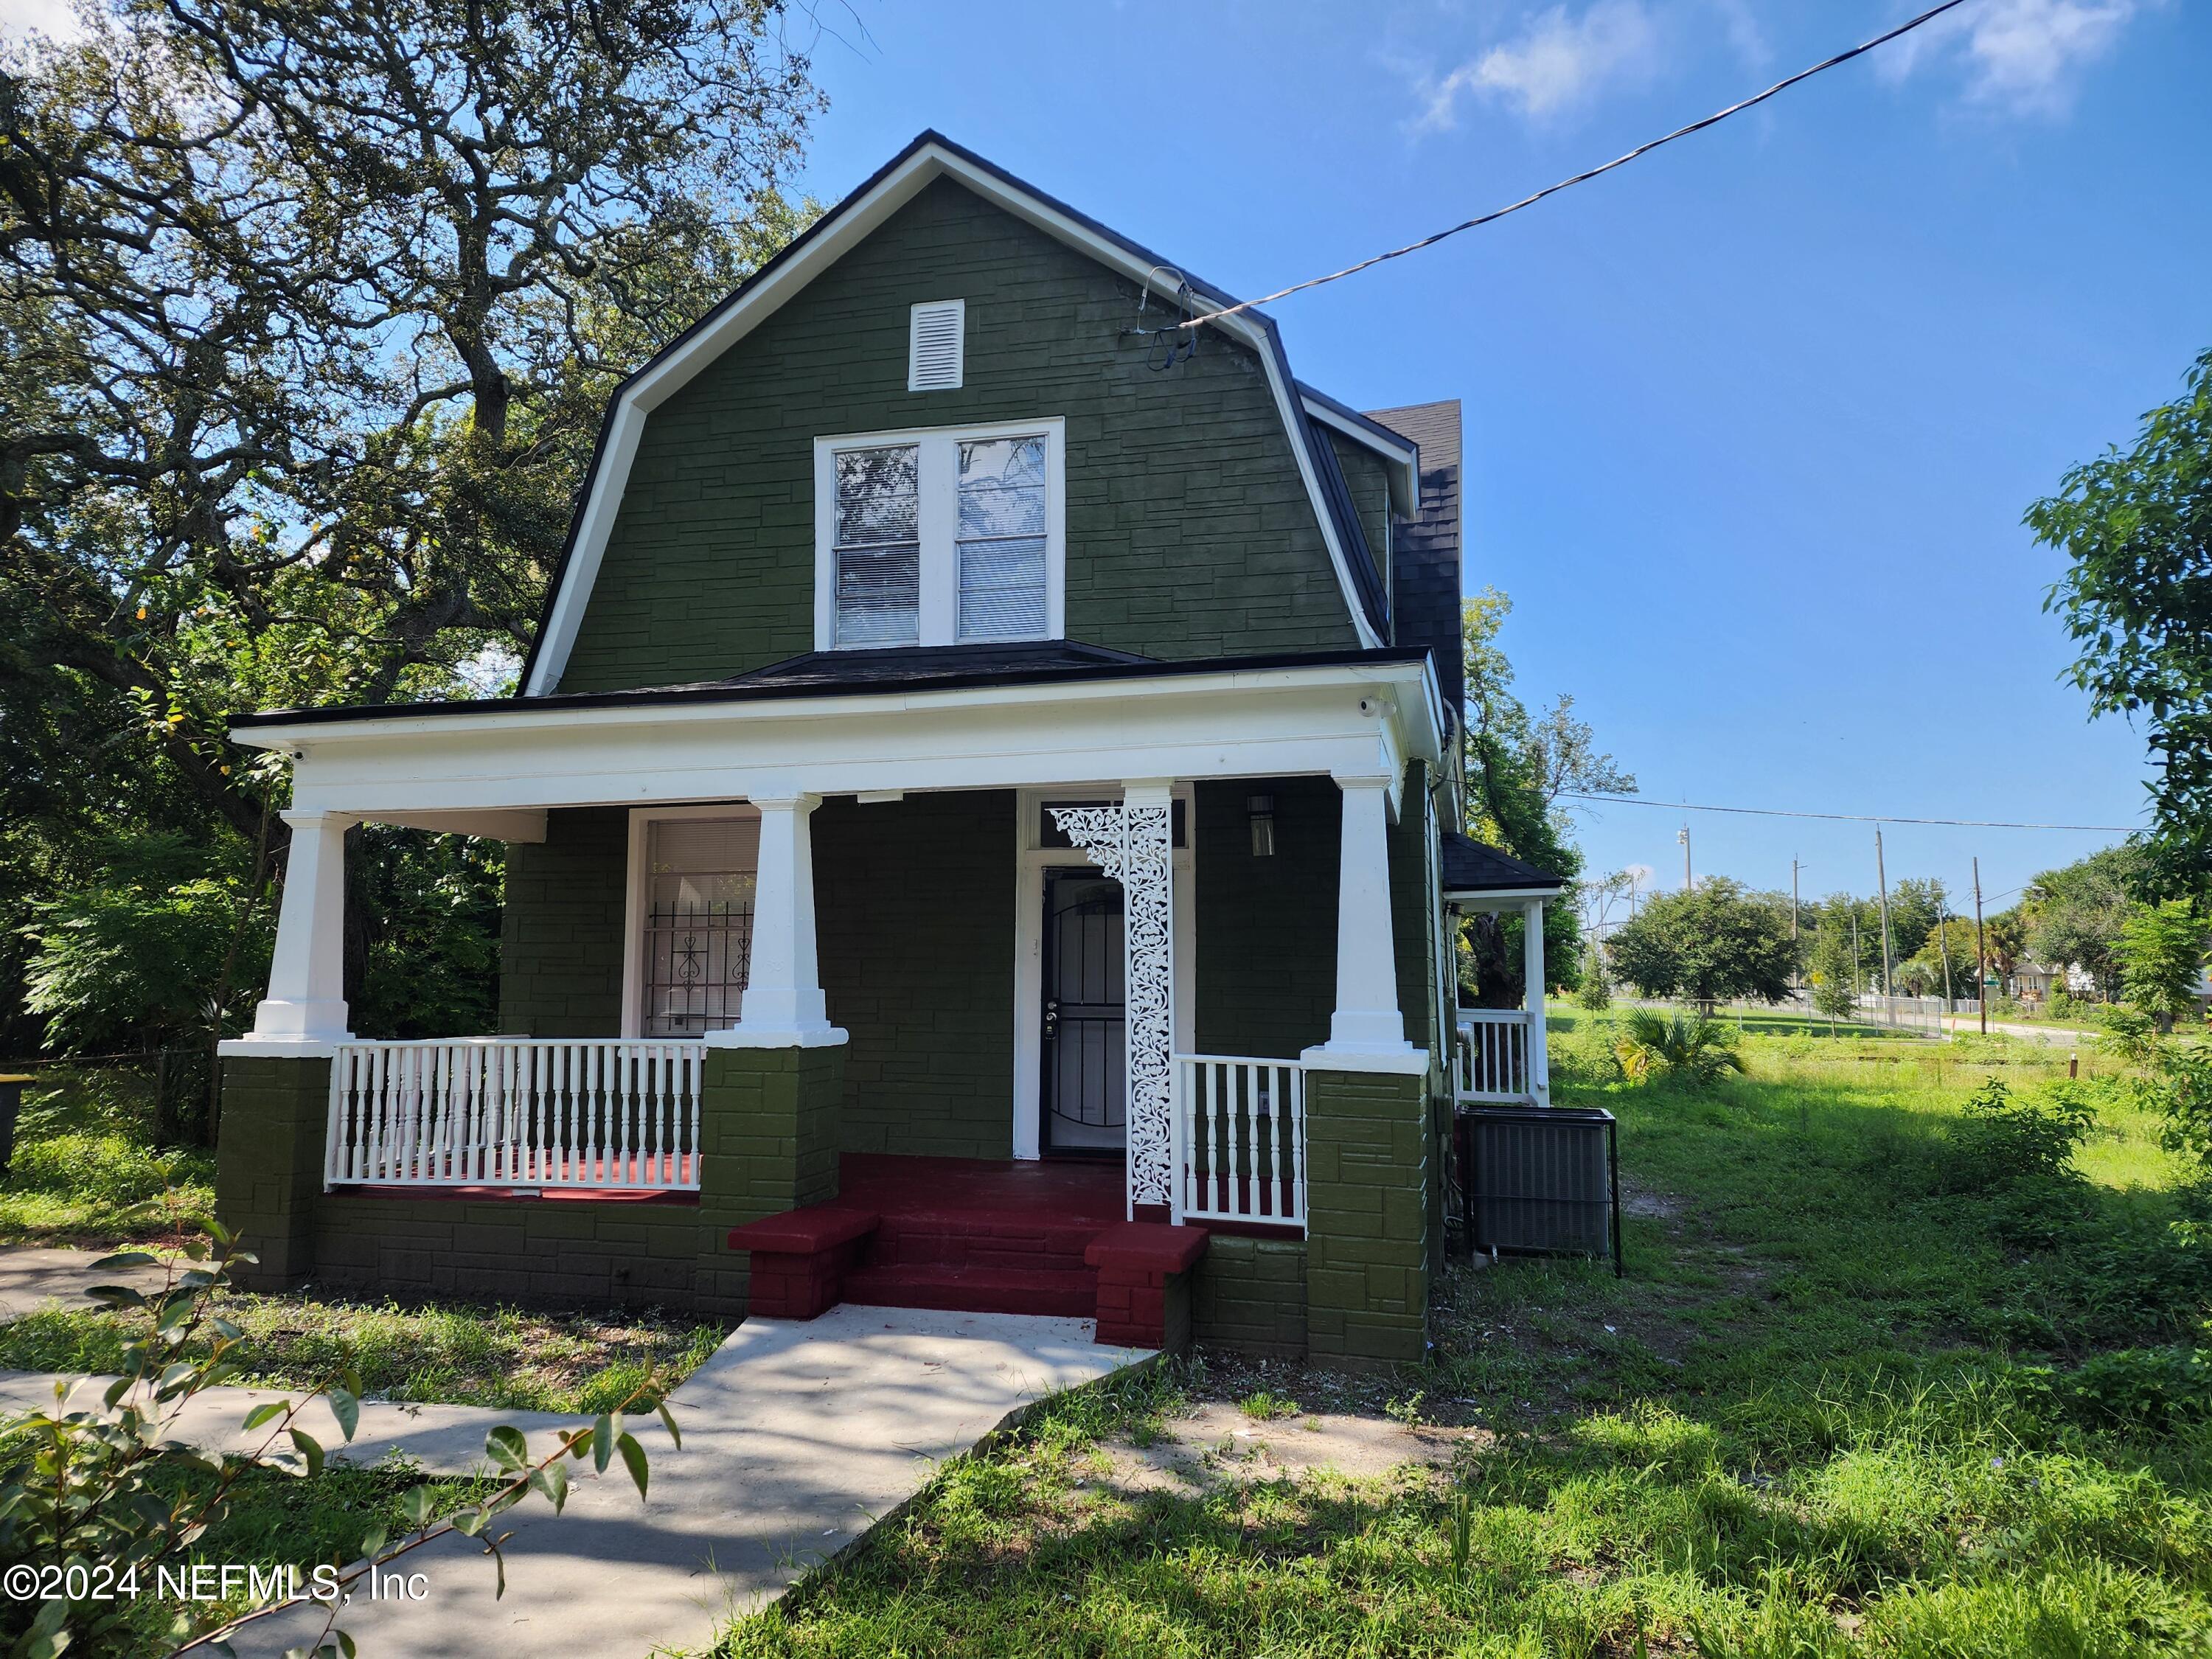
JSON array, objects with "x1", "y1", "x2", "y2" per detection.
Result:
[
  {"x1": 657, "y1": 1402, "x2": 682, "y2": 1450},
  {"x1": 485, "y1": 1424, "x2": 529, "y2": 1471},
  {"x1": 87, "y1": 1285, "x2": 147, "y2": 1310},
  {"x1": 244, "y1": 1400, "x2": 288, "y2": 1431},
  {"x1": 289, "y1": 1426, "x2": 324, "y2": 1480},
  {"x1": 327, "y1": 1387, "x2": 361, "y2": 1442},
  {"x1": 531, "y1": 1460, "x2": 569, "y2": 1513},
  {"x1": 359, "y1": 1526, "x2": 387, "y2": 1559},
  {"x1": 616, "y1": 1431, "x2": 648, "y2": 1500},
  {"x1": 592, "y1": 1414, "x2": 614, "y2": 1474},
  {"x1": 400, "y1": 1486, "x2": 436, "y2": 1528},
  {"x1": 91, "y1": 1251, "x2": 158, "y2": 1270}
]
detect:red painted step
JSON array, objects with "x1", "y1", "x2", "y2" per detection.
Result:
[
  {"x1": 838, "y1": 1262, "x2": 1099, "y2": 1318},
  {"x1": 866, "y1": 1213, "x2": 1099, "y2": 1273}
]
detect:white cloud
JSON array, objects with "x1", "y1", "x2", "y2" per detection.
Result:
[
  {"x1": 1413, "y1": 0, "x2": 1662, "y2": 131},
  {"x1": 0, "y1": 0, "x2": 80, "y2": 40},
  {"x1": 1885, "y1": 0, "x2": 2147, "y2": 116}
]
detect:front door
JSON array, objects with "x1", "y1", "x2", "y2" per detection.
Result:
[{"x1": 1041, "y1": 867, "x2": 1125, "y2": 1155}]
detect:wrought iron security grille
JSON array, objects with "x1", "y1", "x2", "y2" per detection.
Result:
[{"x1": 641, "y1": 897, "x2": 752, "y2": 1037}]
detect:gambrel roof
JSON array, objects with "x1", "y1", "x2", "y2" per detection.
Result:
[{"x1": 520, "y1": 132, "x2": 1420, "y2": 697}]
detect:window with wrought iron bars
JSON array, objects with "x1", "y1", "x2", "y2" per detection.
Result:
[{"x1": 641, "y1": 818, "x2": 757, "y2": 1036}]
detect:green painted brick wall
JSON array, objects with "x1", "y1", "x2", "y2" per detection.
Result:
[
  {"x1": 1304, "y1": 1066, "x2": 1430, "y2": 1369},
  {"x1": 555, "y1": 177, "x2": 1361, "y2": 694},
  {"x1": 313, "y1": 1194, "x2": 709, "y2": 1312},
  {"x1": 1194, "y1": 1236, "x2": 1310, "y2": 1358},
  {"x1": 1326, "y1": 430, "x2": 1393, "y2": 613},
  {"x1": 815, "y1": 791, "x2": 1018, "y2": 1159},
  {"x1": 1192, "y1": 777, "x2": 1338, "y2": 1060},
  {"x1": 215, "y1": 1057, "x2": 330, "y2": 1286},
  {"x1": 696, "y1": 1043, "x2": 846, "y2": 1312},
  {"x1": 499, "y1": 807, "x2": 628, "y2": 1036}
]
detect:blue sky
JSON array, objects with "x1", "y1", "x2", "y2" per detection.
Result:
[{"x1": 783, "y1": 0, "x2": 2210, "y2": 918}]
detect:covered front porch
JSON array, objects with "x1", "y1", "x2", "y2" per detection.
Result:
[{"x1": 215, "y1": 647, "x2": 1546, "y2": 1363}]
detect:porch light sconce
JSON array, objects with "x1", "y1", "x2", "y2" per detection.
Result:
[{"x1": 1247, "y1": 793, "x2": 1276, "y2": 858}]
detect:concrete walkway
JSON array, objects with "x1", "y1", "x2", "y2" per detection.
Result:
[
  {"x1": 0, "y1": 1245, "x2": 177, "y2": 1318},
  {"x1": 0, "y1": 1371, "x2": 580, "y2": 1476},
  {"x1": 11, "y1": 1306, "x2": 1151, "y2": 1658}
]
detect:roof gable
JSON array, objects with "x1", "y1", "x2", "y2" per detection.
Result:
[{"x1": 521, "y1": 132, "x2": 1388, "y2": 695}]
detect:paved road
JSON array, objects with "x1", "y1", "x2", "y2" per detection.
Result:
[{"x1": 1940, "y1": 1015, "x2": 2098, "y2": 1048}]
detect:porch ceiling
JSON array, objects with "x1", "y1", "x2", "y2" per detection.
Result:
[{"x1": 232, "y1": 653, "x2": 1445, "y2": 818}]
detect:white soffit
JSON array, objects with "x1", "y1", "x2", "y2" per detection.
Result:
[{"x1": 524, "y1": 141, "x2": 1383, "y2": 695}]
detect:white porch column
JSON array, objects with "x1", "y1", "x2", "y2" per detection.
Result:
[
  {"x1": 713, "y1": 791, "x2": 846, "y2": 1048},
  {"x1": 239, "y1": 810, "x2": 355, "y2": 1046},
  {"x1": 1522, "y1": 898, "x2": 1551, "y2": 1106},
  {"x1": 1307, "y1": 771, "x2": 1422, "y2": 1069}
]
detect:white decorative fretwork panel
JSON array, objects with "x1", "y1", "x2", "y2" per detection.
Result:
[{"x1": 1048, "y1": 802, "x2": 1175, "y2": 1211}]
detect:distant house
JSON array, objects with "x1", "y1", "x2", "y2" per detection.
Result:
[
  {"x1": 2013, "y1": 960, "x2": 2099, "y2": 1003},
  {"x1": 212, "y1": 133, "x2": 1563, "y2": 1368}
]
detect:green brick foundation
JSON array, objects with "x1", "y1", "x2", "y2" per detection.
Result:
[{"x1": 1302, "y1": 1065, "x2": 1432, "y2": 1370}]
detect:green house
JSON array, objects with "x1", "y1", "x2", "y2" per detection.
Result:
[{"x1": 215, "y1": 134, "x2": 1563, "y2": 1368}]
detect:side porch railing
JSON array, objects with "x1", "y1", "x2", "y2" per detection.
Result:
[
  {"x1": 1172, "y1": 1055, "x2": 1306, "y2": 1231},
  {"x1": 1453, "y1": 1011, "x2": 1534, "y2": 1104},
  {"x1": 325, "y1": 1038, "x2": 706, "y2": 1192}
]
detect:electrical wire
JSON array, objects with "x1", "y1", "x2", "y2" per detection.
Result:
[
  {"x1": 1557, "y1": 792, "x2": 2139, "y2": 834},
  {"x1": 1178, "y1": 0, "x2": 1975, "y2": 332}
]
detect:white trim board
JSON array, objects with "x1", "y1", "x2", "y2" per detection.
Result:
[{"x1": 523, "y1": 139, "x2": 1383, "y2": 695}]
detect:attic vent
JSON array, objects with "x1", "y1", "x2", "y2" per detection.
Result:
[{"x1": 908, "y1": 299, "x2": 965, "y2": 392}]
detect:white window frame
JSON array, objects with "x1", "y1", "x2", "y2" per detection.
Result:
[
  {"x1": 813, "y1": 417, "x2": 1067, "y2": 652},
  {"x1": 620, "y1": 803, "x2": 762, "y2": 1039}
]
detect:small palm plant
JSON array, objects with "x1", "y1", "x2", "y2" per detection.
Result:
[{"x1": 1613, "y1": 1009, "x2": 1745, "y2": 1086}]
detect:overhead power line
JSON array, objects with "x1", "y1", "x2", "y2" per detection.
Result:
[
  {"x1": 1178, "y1": 0, "x2": 1974, "y2": 332},
  {"x1": 1558, "y1": 792, "x2": 2138, "y2": 834}
]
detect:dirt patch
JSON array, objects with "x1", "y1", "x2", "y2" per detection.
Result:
[
  {"x1": 1620, "y1": 1182, "x2": 1680, "y2": 1220},
  {"x1": 1093, "y1": 1401, "x2": 1483, "y2": 1496}
]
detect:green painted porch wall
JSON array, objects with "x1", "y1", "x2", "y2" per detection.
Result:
[
  {"x1": 1192, "y1": 777, "x2": 1339, "y2": 1060},
  {"x1": 554, "y1": 176, "x2": 1360, "y2": 694},
  {"x1": 814, "y1": 791, "x2": 1017, "y2": 1159},
  {"x1": 498, "y1": 807, "x2": 628, "y2": 1036}
]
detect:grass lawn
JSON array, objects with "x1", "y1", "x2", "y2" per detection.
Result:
[
  {"x1": 0, "y1": 1288, "x2": 726, "y2": 1414},
  {"x1": 0, "y1": 1062, "x2": 213, "y2": 1247},
  {"x1": 716, "y1": 1025, "x2": 2212, "y2": 1657}
]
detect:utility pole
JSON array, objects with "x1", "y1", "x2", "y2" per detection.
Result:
[
  {"x1": 1973, "y1": 856, "x2": 1989, "y2": 1037},
  {"x1": 1874, "y1": 827, "x2": 1896, "y2": 1020},
  {"x1": 1935, "y1": 882, "x2": 1954, "y2": 1012},
  {"x1": 1850, "y1": 908, "x2": 1862, "y2": 1002},
  {"x1": 1791, "y1": 859, "x2": 1801, "y2": 941},
  {"x1": 1678, "y1": 824, "x2": 1691, "y2": 892}
]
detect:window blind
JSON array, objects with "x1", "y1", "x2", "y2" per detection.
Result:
[
  {"x1": 955, "y1": 434, "x2": 1048, "y2": 641},
  {"x1": 832, "y1": 444, "x2": 921, "y2": 647}
]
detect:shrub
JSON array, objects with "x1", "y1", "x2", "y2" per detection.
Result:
[
  {"x1": 2062, "y1": 1346, "x2": 2212, "y2": 1428},
  {"x1": 1613, "y1": 1009, "x2": 1745, "y2": 1087},
  {"x1": 1940, "y1": 1077, "x2": 2094, "y2": 1196}
]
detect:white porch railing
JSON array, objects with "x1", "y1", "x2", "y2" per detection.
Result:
[
  {"x1": 1454, "y1": 1012, "x2": 1534, "y2": 1104},
  {"x1": 1172, "y1": 1055, "x2": 1305, "y2": 1231},
  {"x1": 325, "y1": 1039, "x2": 705, "y2": 1191}
]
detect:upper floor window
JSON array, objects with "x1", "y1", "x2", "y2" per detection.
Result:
[{"x1": 814, "y1": 420, "x2": 1065, "y2": 651}]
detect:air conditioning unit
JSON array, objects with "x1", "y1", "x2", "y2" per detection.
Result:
[{"x1": 1454, "y1": 1105, "x2": 1621, "y2": 1274}]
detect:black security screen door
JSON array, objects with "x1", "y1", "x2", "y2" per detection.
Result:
[{"x1": 1041, "y1": 867, "x2": 1126, "y2": 1154}]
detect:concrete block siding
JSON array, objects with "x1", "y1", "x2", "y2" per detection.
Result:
[{"x1": 555, "y1": 176, "x2": 1360, "y2": 696}]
